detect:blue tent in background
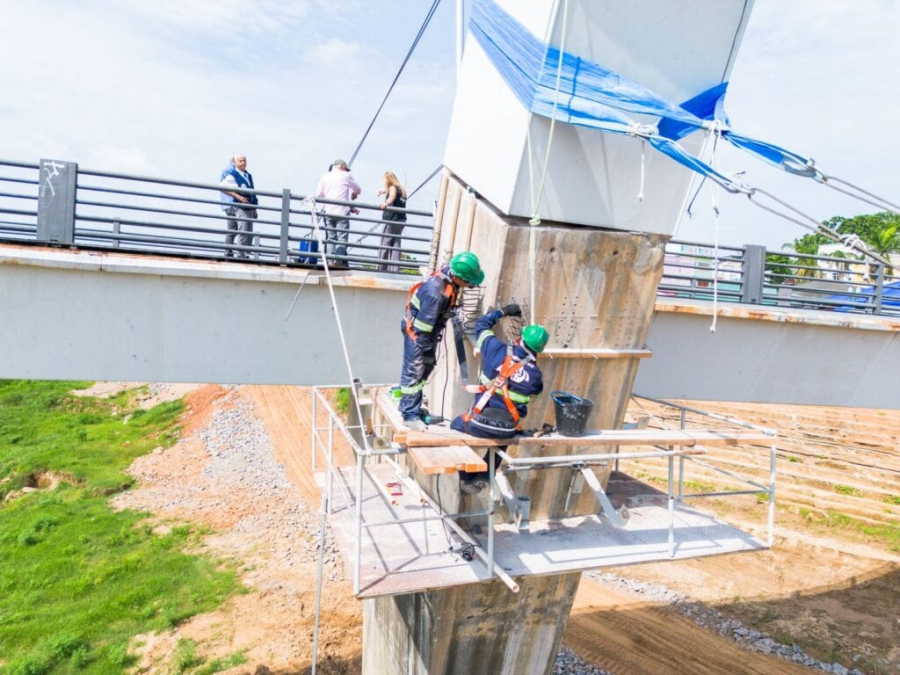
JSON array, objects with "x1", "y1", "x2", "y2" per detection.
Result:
[{"x1": 826, "y1": 280, "x2": 900, "y2": 313}]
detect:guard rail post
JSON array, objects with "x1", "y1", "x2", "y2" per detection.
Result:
[
  {"x1": 871, "y1": 263, "x2": 885, "y2": 314},
  {"x1": 741, "y1": 244, "x2": 766, "y2": 304},
  {"x1": 280, "y1": 189, "x2": 291, "y2": 265},
  {"x1": 36, "y1": 159, "x2": 77, "y2": 245}
]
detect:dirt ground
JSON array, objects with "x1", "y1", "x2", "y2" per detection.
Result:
[
  {"x1": 113, "y1": 385, "x2": 362, "y2": 674},
  {"x1": 114, "y1": 384, "x2": 899, "y2": 674}
]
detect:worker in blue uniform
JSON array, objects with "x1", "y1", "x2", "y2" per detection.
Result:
[
  {"x1": 451, "y1": 304, "x2": 550, "y2": 494},
  {"x1": 400, "y1": 251, "x2": 485, "y2": 431}
]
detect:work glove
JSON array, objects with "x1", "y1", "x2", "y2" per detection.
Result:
[{"x1": 501, "y1": 303, "x2": 522, "y2": 317}]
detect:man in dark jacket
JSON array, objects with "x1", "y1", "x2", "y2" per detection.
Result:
[
  {"x1": 451, "y1": 304, "x2": 550, "y2": 493},
  {"x1": 219, "y1": 153, "x2": 259, "y2": 259},
  {"x1": 400, "y1": 251, "x2": 485, "y2": 431}
]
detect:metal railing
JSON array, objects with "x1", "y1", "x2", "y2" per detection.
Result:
[
  {"x1": 664, "y1": 240, "x2": 899, "y2": 317},
  {"x1": 0, "y1": 158, "x2": 433, "y2": 275},
  {"x1": 2, "y1": 157, "x2": 897, "y2": 314}
]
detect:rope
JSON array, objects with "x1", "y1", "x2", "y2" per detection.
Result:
[
  {"x1": 304, "y1": 197, "x2": 372, "y2": 453},
  {"x1": 284, "y1": 274, "x2": 312, "y2": 321},
  {"x1": 525, "y1": 0, "x2": 571, "y2": 321},
  {"x1": 709, "y1": 126, "x2": 722, "y2": 333},
  {"x1": 682, "y1": 126, "x2": 718, "y2": 221},
  {"x1": 637, "y1": 139, "x2": 646, "y2": 202},
  {"x1": 347, "y1": 0, "x2": 442, "y2": 167}
]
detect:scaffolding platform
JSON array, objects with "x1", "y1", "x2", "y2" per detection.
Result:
[{"x1": 325, "y1": 463, "x2": 766, "y2": 599}]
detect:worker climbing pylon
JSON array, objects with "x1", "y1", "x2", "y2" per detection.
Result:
[
  {"x1": 451, "y1": 304, "x2": 550, "y2": 494},
  {"x1": 399, "y1": 251, "x2": 486, "y2": 431}
]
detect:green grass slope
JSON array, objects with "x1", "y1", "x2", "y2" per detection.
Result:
[{"x1": 0, "y1": 381, "x2": 240, "y2": 674}]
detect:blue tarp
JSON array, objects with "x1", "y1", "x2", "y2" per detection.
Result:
[
  {"x1": 470, "y1": 0, "x2": 820, "y2": 183},
  {"x1": 825, "y1": 279, "x2": 900, "y2": 313}
]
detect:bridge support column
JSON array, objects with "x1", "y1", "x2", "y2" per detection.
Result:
[{"x1": 362, "y1": 172, "x2": 667, "y2": 674}]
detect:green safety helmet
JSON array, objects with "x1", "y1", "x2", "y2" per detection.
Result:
[
  {"x1": 521, "y1": 324, "x2": 550, "y2": 353},
  {"x1": 449, "y1": 251, "x2": 485, "y2": 286}
]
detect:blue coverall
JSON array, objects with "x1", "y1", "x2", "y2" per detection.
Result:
[
  {"x1": 399, "y1": 266, "x2": 459, "y2": 421},
  {"x1": 451, "y1": 309, "x2": 544, "y2": 480}
]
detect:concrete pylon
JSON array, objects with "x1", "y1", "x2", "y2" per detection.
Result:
[
  {"x1": 362, "y1": 174, "x2": 667, "y2": 674},
  {"x1": 362, "y1": 0, "x2": 753, "y2": 669}
]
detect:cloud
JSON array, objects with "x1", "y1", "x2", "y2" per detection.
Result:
[
  {"x1": 675, "y1": 1, "x2": 900, "y2": 249},
  {"x1": 304, "y1": 38, "x2": 367, "y2": 75},
  {"x1": 85, "y1": 146, "x2": 156, "y2": 175},
  {"x1": 113, "y1": 0, "x2": 313, "y2": 36}
]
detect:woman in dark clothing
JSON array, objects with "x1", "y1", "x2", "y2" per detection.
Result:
[{"x1": 377, "y1": 171, "x2": 407, "y2": 273}]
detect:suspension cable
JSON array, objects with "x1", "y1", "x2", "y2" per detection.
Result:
[
  {"x1": 820, "y1": 175, "x2": 900, "y2": 215},
  {"x1": 746, "y1": 188, "x2": 892, "y2": 268},
  {"x1": 348, "y1": 0, "x2": 442, "y2": 167},
  {"x1": 408, "y1": 164, "x2": 443, "y2": 200}
]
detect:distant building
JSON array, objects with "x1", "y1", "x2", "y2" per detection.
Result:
[{"x1": 662, "y1": 243, "x2": 742, "y2": 299}]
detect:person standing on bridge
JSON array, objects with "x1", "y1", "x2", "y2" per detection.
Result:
[
  {"x1": 219, "y1": 153, "x2": 258, "y2": 259},
  {"x1": 316, "y1": 159, "x2": 361, "y2": 268},
  {"x1": 377, "y1": 171, "x2": 407, "y2": 273},
  {"x1": 451, "y1": 306, "x2": 549, "y2": 494},
  {"x1": 400, "y1": 252, "x2": 485, "y2": 431}
]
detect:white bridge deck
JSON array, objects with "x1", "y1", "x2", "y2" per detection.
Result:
[{"x1": 325, "y1": 463, "x2": 765, "y2": 599}]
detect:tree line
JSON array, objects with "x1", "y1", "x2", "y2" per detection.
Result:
[{"x1": 767, "y1": 212, "x2": 900, "y2": 284}]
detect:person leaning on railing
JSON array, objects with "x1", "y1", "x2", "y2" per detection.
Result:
[
  {"x1": 315, "y1": 159, "x2": 361, "y2": 269},
  {"x1": 377, "y1": 171, "x2": 408, "y2": 273},
  {"x1": 219, "y1": 153, "x2": 258, "y2": 259}
]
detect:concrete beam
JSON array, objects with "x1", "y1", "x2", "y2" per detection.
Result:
[
  {"x1": 636, "y1": 299, "x2": 900, "y2": 409},
  {"x1": 0, "y1": 246, "x2": 410, "y2": 385}
]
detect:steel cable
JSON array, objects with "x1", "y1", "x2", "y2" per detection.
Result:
[{"x1": 348, "y1": 0, "x2": 442, "y2": 168}]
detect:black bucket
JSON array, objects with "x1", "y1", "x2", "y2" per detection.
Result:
[{"x1": 551, "y1": 391, "x2": 595, "y2": 437}]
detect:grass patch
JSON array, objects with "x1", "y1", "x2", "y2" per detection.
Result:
[
  {"x1": 198, "y1": 651, "x2": 247, "y2": 675},
  {"x1": 170, "y1": 639, "x2": 246, "y2": 675},
  {"x1": 883, "y1": 494, "x2": 900, "y2": 506},
  {"x1": 173, "y1": 639, "x2": 203, "y2": 672},
  {"x1": 0, "y1": 381, "x2": 240, "y2": 673},
  {"x1": 682, "y1": 480, "x2": 716, "y2": 493},
  {"x1": 834, "y1": 484, "x2": 862, "y2": 497},
  {"x1": 333, "y1": 388, "x2": 351, "y2": 415},
  {"x1": 821, "y1": 510, "x2": 900, "y2": 552}
]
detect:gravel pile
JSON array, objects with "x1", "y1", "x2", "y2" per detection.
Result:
[
  {"x1": 197, "y1": 389, "x2": 343, "y2": 576},
  {"x1": 585, "y1": 572, "x2": 865, "y2": 675},
  {"x1": 553, "y1": 646, "x2": 614, "y2": 675}
]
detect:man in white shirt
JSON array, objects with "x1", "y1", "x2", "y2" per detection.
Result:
[{"x1": 315, "y1": 159, "x2": 361, "y2": 267}]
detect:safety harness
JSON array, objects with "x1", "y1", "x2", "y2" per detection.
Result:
[
  {"x1": 404, "y1": 271, "x2": 457, "y2": 341},
  {"x1": 463, "y1": 344, "x2": 534, "y2": 431}
]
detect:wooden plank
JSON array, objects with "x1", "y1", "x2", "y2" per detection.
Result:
[
  {"x1": 376, "y1": 389, "x2": 406, "y2": 434},
  {"x1": 408, "y1": 445, "x2": 488, "y2": 475},
  {"x1": 402, "y1": 427, "x2": 772, "y2": 449}
]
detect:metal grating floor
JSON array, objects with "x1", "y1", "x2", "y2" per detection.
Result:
[{"x1": 325, "y1": 463, "x2": 765, "y2": 599}]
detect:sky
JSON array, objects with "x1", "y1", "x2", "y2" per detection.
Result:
[{"x1": 2, "y1": 0, "x2": 898, "y2": 250}]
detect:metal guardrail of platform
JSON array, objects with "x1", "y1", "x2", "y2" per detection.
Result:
[
  {"x1": 309, "y1": 384, "x2": 778, "y2": 602},
  {"x1": 1, "y1": 157, "x2": 897, "y2": 313},
  {"x1": 0, "y1": 158, "x2": 434, "y2": 275}
]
